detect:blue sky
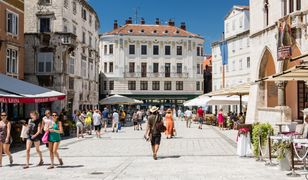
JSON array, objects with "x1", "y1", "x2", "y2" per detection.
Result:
[{"x1": 88, "y1": 0, "x2": 249, "y2": 53}]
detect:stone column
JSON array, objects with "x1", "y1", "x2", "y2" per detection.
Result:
[{"x1": 275, "y1": 81, "x2": 287, "y2": 106}]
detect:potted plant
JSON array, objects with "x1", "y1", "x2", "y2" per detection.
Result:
[
  {"x1": 272, "y1": 140, "x2": 291, "y2": 171},
  {"x1": 252, "y1": 123, "x2": 274, "y2": 158}
]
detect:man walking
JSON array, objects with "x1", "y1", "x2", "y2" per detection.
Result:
[
  {"x1": 102, "y1": 108, "x2": 109, "y2": 132},
  {"x1": 184, "y1": 108, "x2": 192, "y2": 128},
  {"x1": 112, "y1": 109, "x2": 119, "y2": 133},
  {"x1": 197, "y1": 107, "x2": 204, "y2": 130},
  {"x1": 93, "y1": 109, "x2": 102, "y2": 138},
  {"x1": 145, "y1": 106, "x2": 165, "y2": 160},
  {"x1": 136, "y1": 109, "x2": 143, "y2": 130}
]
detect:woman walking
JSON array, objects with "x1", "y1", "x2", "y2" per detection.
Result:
[
  {"x1": 218, "y1": 109, "x2": 224, "y2": 130},
  {"x1": 24, "y1": 111, "x2": 43, "y2": 169},
  {"x1": 47, "y1": 112, "x2": 63, "y2": 169},
  {"x1": 75, "y1": 111, "x2": 84, "y2": 138},
  {"x1": 0, "y1": 112, "x2": 13, "y2": 167},
  {"x1": 165, "y1": 109, "x2": 174, "y2": 139}
]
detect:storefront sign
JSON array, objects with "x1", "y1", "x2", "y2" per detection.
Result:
[
  {"x1": 277, "y1": 16, "x2": 293, "y2": 61},
  {"x1": 0, "y1": 95, "x2": 66, "y2": 104}
]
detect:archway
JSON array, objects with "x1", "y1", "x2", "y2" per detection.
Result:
[{"x1": 258, "y1": 48, "x2": 277, "y2": 107}]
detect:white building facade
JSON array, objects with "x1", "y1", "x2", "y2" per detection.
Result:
[
  {"x1": 211, "y1": 6, "x2": 250, "y2": 113},
  {"x1": 99, "y1": 19, "x2": 204, "y2": 106},
  {"x1": 24, "y1": 0, "x2": 100, "y2": 114},
  {"x1": 247, "y1": 0, "x2": 308, "y2": 123}
]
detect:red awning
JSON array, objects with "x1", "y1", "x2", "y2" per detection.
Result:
[{"x1": 0, "y1": 74, "x2": 66, "y2": 104}]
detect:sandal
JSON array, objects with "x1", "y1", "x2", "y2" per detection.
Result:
[
  {"x1": 59, "y1": 158, "x2": 63, "y2": 166},
  {"x1": 37, "y1": 160, "x2": 44, "y2": 166},
  {"x1": 153, "y1": 154, "x2": 158, "y2": 160},
  {"x1": 23, "y1": 165, "x2": 29, "y2": 169},
  {"x1": 9, "y1": 156, "x2": 13, "y2": 165},
  {"x1": 47, "y1": 166, "x2": 54, "y2": 169}
]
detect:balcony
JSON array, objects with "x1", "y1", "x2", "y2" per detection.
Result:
[{"x1": 123, "y1": 72, "x2": 189, "y2": 78}]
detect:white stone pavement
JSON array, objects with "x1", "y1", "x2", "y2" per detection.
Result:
[{"x1": 0, "y1": 121, "x2": 305, "y2": 180}]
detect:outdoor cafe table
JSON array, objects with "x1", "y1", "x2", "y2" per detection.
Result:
[{"x1": 275, "y1": 122, "x2": 292, "y2": 134}]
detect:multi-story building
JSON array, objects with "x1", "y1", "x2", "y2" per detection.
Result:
[
  {"x1": 212, "y1": 5, "x2": 250, "y2": 91},
  {"x1": 99, "y1": 18, "x2": 204, "y2": 107},
  {"x1": 24, "y1": 0, "x2": 100, "y2": 114},
  {"x1": 203, "y1": 55, "x2": 212, "y2": 94},
  {"x1": 211, "y1": 5, "x2": 250, "y2": 113},
  {"x1": 0, "y1": 0, "x2": 24, "y2": 117},
  {"x1": 247, "y1": 0, "x2": 308, "y2": 123},
  {"x1": 0, "y1": 0, "x2": 24, "y2": 79}
]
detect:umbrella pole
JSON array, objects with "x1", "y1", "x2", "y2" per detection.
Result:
[{"x1": 239, "y1": 95, "x2": 242, "y2": 113}]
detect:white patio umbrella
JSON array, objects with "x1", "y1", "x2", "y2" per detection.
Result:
[{"x1": 99, "y1": 94, "x2": 143, "y2": 105}]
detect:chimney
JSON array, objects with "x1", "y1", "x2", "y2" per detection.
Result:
[
  {"x1": 180, "y1": 22, "x2": 186, "y2": 31},
  {"x1": 155, "y1": 18, "x2": 160, "y2": 25},
  {"x1": 125, "y1": 17, "x2": 133, "y2": 25},
  {"x1": 113, "y1": 20, "x2": 118, "y2": 29},
  {"x1": 140, "y1": 18, "x2": 145, "y2": 24},
  {"x1": 168, "y1": 19, "x2": 175, "y2": 26}
]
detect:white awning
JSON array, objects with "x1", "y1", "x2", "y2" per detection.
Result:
[
  {"x1": 99, "y1": 94, "x2": 143, "y2": 105},
  {"x1": 264, "y1": 65, "x2": 308, "y2": 81},
  {"x1": 183, "y1": 95, "x2": 248, "y2": 106},
  {"x1": 205, "y1": 83, "x2": 250, "y2": 96},
  {"x1": 0, "y1": 74, "x2": 66, "y2": 103}
]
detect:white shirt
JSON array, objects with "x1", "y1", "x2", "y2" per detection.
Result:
[
  {"x1": 113, "y1": 112, "x2": 119, "y2": 122},
  {"x1": 93, "y1": 112, "x2": 102, "y2": 126},
  {"x1": 43, "y1": 116, "x2": 53, "y2": 131},
  {"x1": 185, "y1": 110, "x2": 192, "y2": 118}
]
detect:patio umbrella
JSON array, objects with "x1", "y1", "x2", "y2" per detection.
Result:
[{"x1": 99, "y1": 94, "x2": 143, "y2": 105}]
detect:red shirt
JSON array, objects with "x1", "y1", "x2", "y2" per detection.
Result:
[{"x1": 197, "y1": 108, "x2": 204, "y2": 117}]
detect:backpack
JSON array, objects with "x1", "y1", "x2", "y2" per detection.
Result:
[{"x1": 154, "y1": 115, "x2": 166, "y2": 133}]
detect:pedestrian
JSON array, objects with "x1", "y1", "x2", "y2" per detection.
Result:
[
  {"x1": 85, "y1": 110, "x2": 93, "y2": 135},
  {"x1": 165, "y1": 108, "x2": 174, "y2": 139},
  {"x1": 24, "y1": 111, "x2": 43, "y2": 169},
  {"x1": 218, "y1": 109, "x2": 224, "y2": 130},
  {"x1": 145, "y1": 106, "x2": 165, "y2": 160},
  {"x1": 112, "y1": 109, "x2": 119, "y2": 133},
  {"x1": 120, "y1": 110, "x2": 126, "y2": 127},
  {"x1": 197, "y1": 107, "x2": 204, "y2": 130},
  {"x1": 184, "y1": 108, "x2": 192, "y2": 128},
  {"x1": 136, "y1": 109, "x2": 143, "y2": 130},
  {"x1": 177, "y1": 108, "x2": 182, "y2": 121},
  {"x1": 0, "y1": 111, "x2": 13, "y2": 167},
  {"x1": 93, "y1": 109, "x2": 102, "y2": 138},
  {"x1": 47, "y1": 112, "x2": 63, "y2": 169},
  {"x1": 75, "y1": 111, "x2": 84, "y2": 138},
  {"x1": 41, "y1": 110, "x2": 53, "y2": 147},
  {"x1": 102, "y1": 107, "x2": 109, "y2": 132},
  {"x1": 132, "y1": 110, "x2": 138, "y2": 130}
]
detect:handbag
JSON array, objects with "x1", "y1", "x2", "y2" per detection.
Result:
[
  {"x1": 154, "y1": 115, "x2": 166, "y2": 133},
  {"x1": 20, "y1": 125, "x2": 29, "y2": 139},
  {"x1": 42, "y1": 131, "x2": 49, "y2": 144}
]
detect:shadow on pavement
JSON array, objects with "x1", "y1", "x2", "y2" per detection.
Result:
[
  {"x1": 158, "y1": 155, "x2": 181, "y2": 160},
  {"x1": 57, "y1": 165, "x2": 84, "y2": 168}
]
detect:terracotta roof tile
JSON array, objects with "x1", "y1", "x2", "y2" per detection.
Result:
[{"x1": 106, "y1": 24, "x2": 203, "y2": 39}]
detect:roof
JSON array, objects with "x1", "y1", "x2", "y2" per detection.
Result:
[
  {"x1": 203, "y1": 56, "x2": 212, "y2": 67},
  {"x1": 105, "y1": 24, "x2": 203, "y2": 39},
  {"x1": 225, "y1": 5, "x2": 249, "y2": 20}
]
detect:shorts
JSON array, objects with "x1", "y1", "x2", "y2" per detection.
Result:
[
  {"x1": 151, "y1": 135, "x2": 161, "y2": 145},
  {"x1": 198, "y1": 118, "x2": 203, "y2": 124},
  {"x1": 27, "y1": 135, "x2": 41, "y2": 142},
  {"x1": 102, "y1": 118, "x2": 108, "y2": 122},
  {"x1": 137, "y1": 119, "x2": 142, "y2": 123},
  {"x1": 133, "y1": 121, "x2": 138, "y2": 126},
  {"x1": 94, "y1": 125, "x2": 102, "y2": 131}
]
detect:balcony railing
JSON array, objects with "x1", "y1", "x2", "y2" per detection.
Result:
[{"x1": 124, "y1": 72, "x2": 189, "y2": 78}]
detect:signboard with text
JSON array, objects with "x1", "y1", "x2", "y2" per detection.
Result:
[{"x1": 277, "y1": 16, "x2": 293, "y2": 61}]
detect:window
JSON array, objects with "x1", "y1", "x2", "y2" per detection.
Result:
[
  {"x1": 196, "y1": 81, "x2": 200, "y2": 91},
  {"x1": 37, "y1": 52, "x2": 53, "y2": 73},
  {"x1": 103, "y1": 81, "x2": 107, "y2": 90},
  {"x1": 239, "y1": 39, "x2": 243, "y2": 50},
  {"x1": 296, "y1": 0, "x2": 301, "y2": 10},
  {"x1": 109, "y1": 62, "x2": 113, "y2": 73},
  {"x1": 239, "y1": 17, "x2": 243, "y2": 28},
  {"x1": 104, "y1": 62, "x2": 107, "y2": 73},
  {"x1": 72, "y1": 1, "x2": 77, "y2": 14},
  {"x1": 128, "y1": 81, "x2": 136, "y2": 90},
  {"x1": 232, "y1": 19, "x2": 235, "y2": 30},
  {"x1": 289, "y1": 0, "x2": 294, "y2": 13},
  {"x1": 81, "y1": 56, "x2": 87, "y2": 77},
  {"x1": 247, "y1": 38, "x2": 250, "y2": 47},
  {"x1": 165, "y1": 45, "x2": 171, "y2": 55},
  {"x1": 176, "y1": 63, "x2": 182, "y2": 74},
  {"x1": 239, "y1": 59, "x2": 243, "y2": 70},
  {"x1": 73, "y1": 25, "x2": 77, "y2": 34},
  {"x1": 153, "y1": 63, "x2": 159, "y2": 73},
  {"x1": 109, "y1": 81, "x2": 114, "y2": 90},
  {"x1": 140, "y1": 81, "x2": 148, "y2": 90},
  {"x1": 129, "y1": 45, "x2": 135, "y2": 55},
  {"x1": 177, "y1": 46, "x2": 182, "y2": 56},
  {"x1": 152, "y1": 81, "x2": 160, "y2": 90},
  {"x1": 197, "y1": 47, "x2": 201, "y2": 56},
  {"x1": 109, "y1": 44, "x2": 113, "y2": 54},
  {"x1": 39, "y1": 17, "x2": 51, "y2": 32},
  {"x1": 82, "y1": 8, "x2": 87, "y2": 20},
  {"x1": 247, "y1": 57, "x2": 250, "y2": 68},
  {"x1": 176, "y1": 81, "x2": 183, "y2": 90},
  {"x1": 226, "y1": 23, "x2": 229, "y2": 33},
  {"x1": 232, "y1": 60, "x2": 235, "y2": 71},
  {"x1": 6, "y1": 49, "x2": 18, "y2": 74},
  {"x1": 89, "y1": 15, "x2": 92, "y2": 26},
  {"x1": 64, "y1": 0, "x2": 69, "y2": 8},
  {"x1": 82, "y1": 32, "x2": 86, "y2": 44},
  {"x1": 165, "y1": 63, "x2": 171, "y2": 77},
  {"x1": 141, "y1": 45, "x2": 147, "y2": 55},
  {"x1": 197, "y1": 64, "x2": 201, "y2": 74},
  {"x1": 129, "y1": 62, "x2": 135, "y2": 73},
  {"x1": 6, "y1": 11, "x2": 18, "y2": 35},
  {"x1": 153, "y1": 45, "x2": 159, "y2": 55},
  {"x1": 69, "y1": 77, "x2": 74, "y2": 90},
  {"x1": 68, "y1": 57, "x2": 74, "y2": 74},
  {"x1": 104, "y1": 45, "x2": 107, "y2": 55},
  {"x1": 89, "y1": 35, "x2": 92, "y2": 47},
  {"x1": 141, "y1": 63, "x2": 147, "y2": 77},
  {"x1": 39, "y1": 0, "x2": 51, "y2": 5},
  {"x1": 265, "y1": 0, "x2": 269, "y2": 26},
  {"x1": 164, "y1": 81, "x2": 172, "y2": 90}
]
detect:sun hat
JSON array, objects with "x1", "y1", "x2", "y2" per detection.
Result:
[{"x1": 149, "y1": 106, "x2": 159, "y2": 113}]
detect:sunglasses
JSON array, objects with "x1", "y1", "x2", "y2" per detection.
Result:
[
  {"x1": 1, "y1": 114, "x2": 7, "y2": 117},
  {"x1": 52, "y1": 115, "x2": 57, "y2": 117}
]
